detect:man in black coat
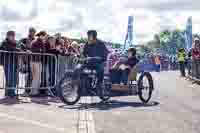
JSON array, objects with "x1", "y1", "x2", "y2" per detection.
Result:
[
  {"x1": 0, "y1": 31, "x2": 20, "y2": 97},
  {"x1": 83, "y1": 30, "x2": 108, "y2": 88}
]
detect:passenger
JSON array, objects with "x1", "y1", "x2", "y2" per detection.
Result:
[
  {"x1": 110, "y1": 57, "x2": 125, "y2": 84},
  {"x1": 0, "y1": 31, "x2": 20, "y2": 97},
  {"x1": 119, "y1": 48, "x2": 139, "y2": 85}
]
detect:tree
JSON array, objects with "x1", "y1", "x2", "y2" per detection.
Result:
[{"x1": 143, "y1": 29, "x2": 187, "y2": 55}]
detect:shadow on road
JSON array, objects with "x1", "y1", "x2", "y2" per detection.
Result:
[
  {"x1": 0, "y1": 97, "x2": 20, "y2": 105},
  {"x1": 60, "y1": 100, "x2": 160, "y2": 111},
  {"x1": 0, "y1": 96, "x2": 62, "y2": 106}
]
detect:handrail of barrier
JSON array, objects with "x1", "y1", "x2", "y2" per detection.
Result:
[
  {"x1": 189, "y1": 59, "x2": 200, "y2": 81},
  {"x1": 0, "y1": 50, "x2": 58, "y2": 92}
]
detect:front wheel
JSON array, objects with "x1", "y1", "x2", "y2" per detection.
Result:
[
  {"x1": 138, "y1": 72, "x2": 154, "y2": 103},
  {"x1": 58, "y1": 73, "x2": 81, "y2": 105},
  {"x1": 98, "y1": 81, "x2": 111, "y2": 102}
]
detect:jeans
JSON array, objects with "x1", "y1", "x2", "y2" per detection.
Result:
[
  {"x1": 193, "y1": 59, "x2": 200, "y2": 79},
  {"x1": 4, "y1": 64, "x2": 17, "y2": 96},
  {"x1": 179, "y1": 62, "x2": 186, "y2": 77},
  {"x1": 49, "y1": 62, "x2": 56, "y2": 86},
  {"x1": 187, "y1": 59, "x2": 192, "y2": 75},
  {"x1": 110, "y1": 69, "x2": 121, "y2": 84},
  {"x1": 41, "y1": 63, "x2": 47, "y2": 87},
  {"x1": 155, "y1": 64, "x2": 161, "y2": 72},
  {"x1": 31, "y1": 62, "x2": 42, "y2": 95},
  {"x1": 121, "y1": 69, "x2": 130, "y2": 85},
  {"x1": 95, "y1": 63, "x2": 104, "y2": 85}
]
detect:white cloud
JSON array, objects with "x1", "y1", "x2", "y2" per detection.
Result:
[{"x1": 0, "y1": 0, "x2": 199, "y2": 44}]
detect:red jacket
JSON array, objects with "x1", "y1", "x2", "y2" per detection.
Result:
[{"x1": 192, "y1": 48, "x2": 200, "y2": 60}]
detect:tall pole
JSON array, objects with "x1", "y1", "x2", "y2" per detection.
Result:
[
  {"x1": 124, "y1": 16, "x2": 134, "y2": 50},
  {"x1": 185, "y1": 16, "x2": 192, "y2": 52}
]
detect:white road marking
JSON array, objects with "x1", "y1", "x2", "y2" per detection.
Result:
[
  {"x1": 78, "y1": 97, "x2": 96, "y2": 133},
  {"x1": 0, "y1": 112, "x2": 65, "y2": 132}
]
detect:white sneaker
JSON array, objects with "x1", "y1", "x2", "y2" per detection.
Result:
[{"x1": 132, "y1": 81, "x2": 137, "y2": 85}]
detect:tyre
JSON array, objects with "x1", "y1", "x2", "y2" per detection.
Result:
[
  {"x1": 99, "y1": 79, "x2": 111, "y2": 102},
  {"x1": 138, "y1": 72, "x2": 154, "y2": 103},
  {"x1": 58, "y1": 73, "x2": 80, "y2": 105}
]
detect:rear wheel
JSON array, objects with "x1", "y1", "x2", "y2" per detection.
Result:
[
  {"x1": 58, "y1": 73, "x2": 80, "y2": 105},
  {"x1": 138, "y1": 72, "x2": 154, "y2": 103},
  {"x1": 99, "y1": 79, "x2": 111, "y2": 102}
]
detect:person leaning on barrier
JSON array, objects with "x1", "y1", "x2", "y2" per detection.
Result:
[
  {"x1": 46, "y1": 36, "x2": 61, "y2": 95},
  {"x1": 71, "y1": 41, "x2": 80, "y2": 56},
  {"x1": 20, "y1": 27, "x2": 36, "y2": 51},
  {"x1": 30, "y1": 31, "x2": 48, "y2": 96},
  {"x1": 0, "y1": 31, "x2": 20, "y2": 97},
  {"x1": 191, "y1": 39, "x2": 200, "y2": 79},
  {"x1": 19, "y1": 28, "x2": 36, "y2": 94}
]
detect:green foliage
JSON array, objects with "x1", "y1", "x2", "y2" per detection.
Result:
[
  {"x1": 71, "y1": 38, "x2": 87, "y2": 44},
  {"x1": 112, "y1": 43, "x2": 121, "y2": 48},
  {"x1": 141, "y1": 29, "x2": 188, "y2": 55}
]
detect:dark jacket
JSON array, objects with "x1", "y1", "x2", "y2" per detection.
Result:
[
  {"x1": 0, "y1": 39, "x2": 19, "y2": 51},
  {"x1": 31, "y1": 39, "x2": 47, "y2": 62},
  {"x1": 83, "y1": 40, "x2": 108, "y2": 62},
  {"x1": 19, "y1": 36, "x2": 35, "y2": 51},
  {"x1": 125, "y1": 56, "x2": 139, "y2": 68},
  {"x1": 0, "y1": 39, "x2": 19, "y2": 66},
  {"x1": 31, "y1": 39, "x2": 46, "y2": 53}
]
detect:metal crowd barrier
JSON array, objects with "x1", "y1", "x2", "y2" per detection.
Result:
[
  {"x1": 0, "y1": 50, "x2": 57, "y2": 95},
  {"x1": 189, "y1": 59, "x2": 200, "y2": 81},
  {"x1": 57, "y1": 55, "x2": 79, "y2": 81}
]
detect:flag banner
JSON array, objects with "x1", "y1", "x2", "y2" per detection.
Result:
[{"x1": 185, "y1": 17, "x2": 192, "y2": 51}]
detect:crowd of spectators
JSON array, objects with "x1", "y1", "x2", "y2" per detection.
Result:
[
  {"x1": 176, "y1": 38, "x2": 200, "y2": 79},
  {"x1": 1, "y1": 27, "x2": 200, "y2": 97},
  {"x1": 0, "y1": 27, "x2": 82, "y2": 97},
  {"x1": 190, "y1": 38, "x2": 200, "y2": 79}
]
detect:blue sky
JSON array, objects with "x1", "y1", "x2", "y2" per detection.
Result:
[{"x1": 0, "y1": 0, "x2": 199, "y2": 44}]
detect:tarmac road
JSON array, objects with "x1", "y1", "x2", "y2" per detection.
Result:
[{"x1": 0, "y1": 71, "x2": 199, "y2": 133}]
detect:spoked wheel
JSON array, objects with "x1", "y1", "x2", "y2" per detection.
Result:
[
  {"x1": 138, "y1": 72, "x2": 154, "y2": 103},
  {"x1": 99, "y1": 80, "x2": 111, "y2": 102},
  {"x1": 58, "y1": 73, "x2": 80, "y2": 105}
]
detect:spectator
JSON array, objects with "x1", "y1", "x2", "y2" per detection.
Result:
[
  {"x1": 0, "y1": 31, "x2": 20, "y2": 97},
  {"x1": 20, "y1": 27, "x2": 36, "y2": 50},
  {"x1": 57, "y1": 38, "x2": 67, "y2": 55},
  {"x1": 54, "y1": 33, "x2": 62, "y2": 46},
  {"x1": 71, "y1": 41, "x2": 80, "y2": 55},
  {"x1": 191, "y1": 39, "x2": 200, "y2": 78},
  {"x1": 187, "y1": 49, "x2": 192, "y2": 76},
  {"x1": 177, "y1": 48, "x2": 186, "y2": 77},
  {"x1": 19, "y1": 27, "x2": 36, "y2": 93},
  {"x1": 154, "y1": 55, "x2": 161, "y2": 72},
  {"x1": 30, "y1": 31, "x2": 47, "y2": 96},
  {"x1": 46, "y1": 36, "x2": 59, "y2": 88}
]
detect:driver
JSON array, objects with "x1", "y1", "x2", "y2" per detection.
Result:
[{"x1": 83, "y1": 30, "x2": 109, "y2": 88}]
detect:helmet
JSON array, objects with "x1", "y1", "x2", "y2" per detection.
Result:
[{"x1": 87, "y1": 30, "x2": 97, "y2": 39}]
